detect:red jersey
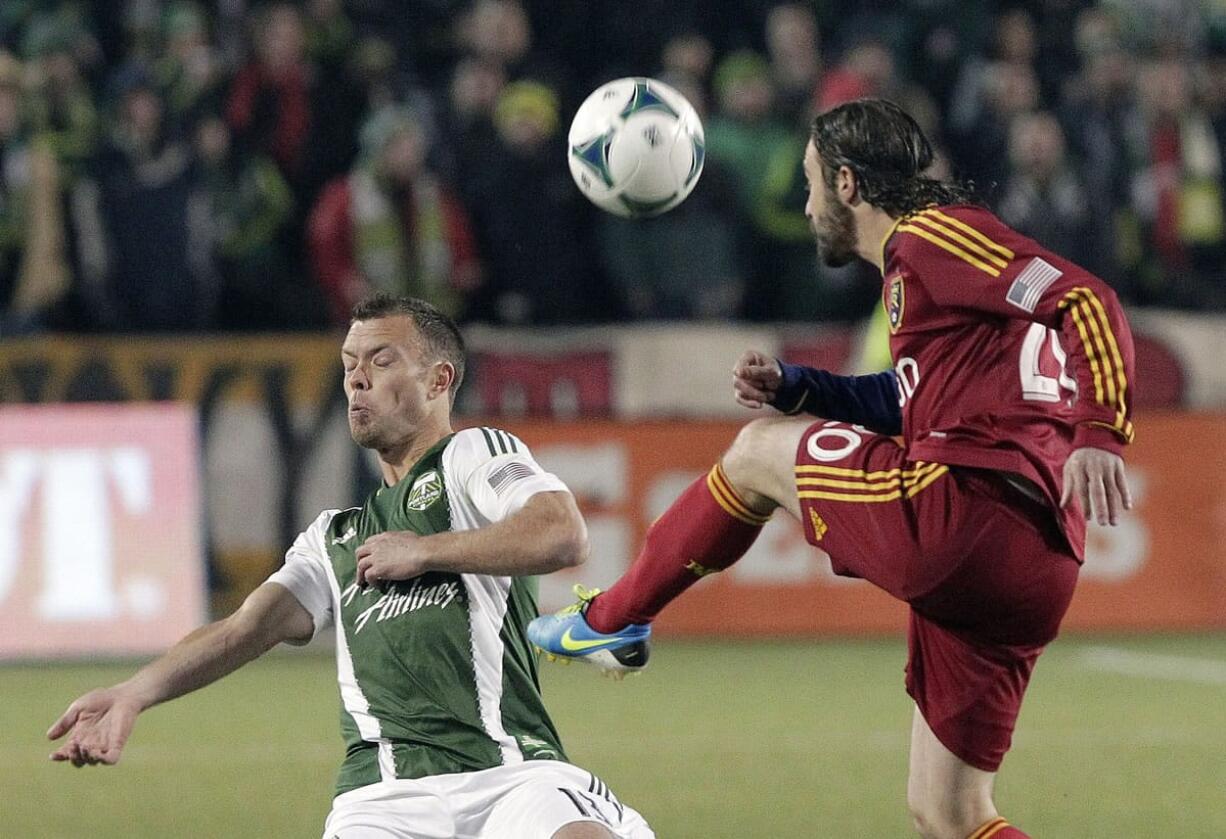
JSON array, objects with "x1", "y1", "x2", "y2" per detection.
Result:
[{"x1": 881, "y1": 205, "x2": 1136, "y2": 560}]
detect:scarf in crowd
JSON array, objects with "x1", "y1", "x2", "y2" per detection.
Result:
[
  {"x1": 1150, "y1": 112, "x2": 1223, "y2": 263},
  {"x1": 349, "y1": 166, "x2": 458, "y2": 316}
]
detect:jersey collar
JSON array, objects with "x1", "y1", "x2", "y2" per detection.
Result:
[{"x1": 879, "y1": 215, "x2": 906, "y2": 272}]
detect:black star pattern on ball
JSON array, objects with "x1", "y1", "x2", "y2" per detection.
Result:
[
  {"x1": 618, "y1": 78, "x2": 680, "y2": 119},
  {"x1": 570, "y1": 130, "x2": 616, "y2": 187}
]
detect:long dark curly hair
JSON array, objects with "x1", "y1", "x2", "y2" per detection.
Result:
[{"x1": 809, "y1": 98, "x2": 977, "y2": 216}]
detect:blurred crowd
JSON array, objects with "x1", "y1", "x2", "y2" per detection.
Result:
[{"x1": 2, "y1": 0, "x2": 1226, "y2": 335}]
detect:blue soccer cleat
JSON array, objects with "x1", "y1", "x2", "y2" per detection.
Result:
[{"x1": 528, "y1": 585, "x2": 651, "y2": 679}]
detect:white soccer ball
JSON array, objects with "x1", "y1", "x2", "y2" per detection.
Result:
[{"x1": 567, "y1": 77, "x2": 705, "y2": 218}]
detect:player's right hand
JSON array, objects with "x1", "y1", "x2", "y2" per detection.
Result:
[
  {"x1": 47, "y1": 687, "x2": 141, "y2": 767},
  {"x1": 733, "y1": 350, "x2": 783, "y2": 409}
]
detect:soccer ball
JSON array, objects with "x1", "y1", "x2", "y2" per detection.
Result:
[{"x1": 567, "y1": 77, "x2": 705, "y2": 218}]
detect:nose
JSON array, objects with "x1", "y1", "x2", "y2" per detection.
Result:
[{"x1": 347, "y1": 365, "x2": 370, "y2": 391}]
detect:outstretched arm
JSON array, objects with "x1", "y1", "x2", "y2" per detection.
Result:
[
  {"x1": 47, "y1": 582, "x2": 314, "y2": 767},
  {"x1": 733, "y1": 350, "x2": 902, "y2": 435}
]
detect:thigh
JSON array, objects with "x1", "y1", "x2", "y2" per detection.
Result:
[
  {"x1": 905, "y1": 608, "x2": 1046, "y2": 774},
  {"x1": 477, "y1": 763, "x2": 654, "y2": 839},
  {"x1": 791, "y1": 421, "x2": 961, "y2": 600},
  {"x1": 913, "y1": 470, "x2": 1081, "y2": 646}
]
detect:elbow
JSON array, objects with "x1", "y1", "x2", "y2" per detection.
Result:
[
  {"x1": 546, "y1": 504, "x2": 589, "y2": 571},
  {"x1": 524, "y1": 492, "x2": 589, "y2": 573},
  {"x1": 550, "y1": 519, "x2": 588, "y2": 571}
]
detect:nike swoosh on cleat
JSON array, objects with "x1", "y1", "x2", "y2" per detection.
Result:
[{"x1": 560, "y1": 627, "x2": 624, "y2": 652}]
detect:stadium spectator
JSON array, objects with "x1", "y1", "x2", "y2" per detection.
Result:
[
  {"x1": 0, "y1": 50, "x2": 33, "y2": 328},
  {"x1": 1059, "y1": 43, "x2": 1145, "y2": 289},
  {"x1": 465, "y1": 80, "x2": 614, "y2": 324},
  {"x1": 659, "y1": 31, "x2": 715, "y2": 87},
  {"x1": 952, "y1": 61, "x2": 1041, "y2": 192},
  {"x1": 21, "y1": 10, "x2": 99, "y2": 182},
  {"x1": 153, "y1": 2, "x2": 225, "y2": 134},
  {"x1": 765, "y1": 3, "x2": 822, "y2": 127},
  {"x1": 196, "y1": 116, "x2": 295, "y2": 331},
  {"x1": 438, "y1": 55, "x2": 506, "y2": 183},
  {"x1": 703, "y1": 51, "x2": 799, "y2": 296},
  {"x1": 947, "y1": 8, "x2": 1039, "y2": 131},
  {"x1": 817, "y1": 37, "x2": 893, "y2": 111},
  {"x1": 1130, "y1": 58, "x2": 1226, "y2": 307},
  {"x1": 72, "y1": 65, "x2": 215, "y2": 331},
  {"x1": 0, "y1": 51, "x2": 73, "y2": 335},
  {"x1": 997, "y1": 111, "x2": 1094, "y2": 268},
  {"x1": 225, "y1": 3, "x2": 313, "y2": 184},
  {"x1": 303, "y1": 0, "x2": 356, "y2": 69},
  {"x1": 454, "y1": 0, "x2": 566, "y2": 99},
  {"x1": 308, "y1": 106, "x2": 481, "y2": 326}
]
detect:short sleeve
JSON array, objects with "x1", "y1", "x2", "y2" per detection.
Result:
[
  {"x1": 265, "y1": 509, "x2": 339, "y2": 645},
  {"x1": 442, "y1": 428, "x2": 570, "y2": 524}
]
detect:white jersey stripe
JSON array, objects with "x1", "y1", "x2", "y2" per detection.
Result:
[
  {"x1": 462, "y1": 573, "x2": 523, "y2": 765},
  {"x1": 377, "y1": 741, "x2": 397, "y2": 782},
  {"x1": 323, "y1": 554, "x2": 383, "y2": 742}
]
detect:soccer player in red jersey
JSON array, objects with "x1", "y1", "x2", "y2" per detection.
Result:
[{"x1": 530, "y1": 98, "x2": 1135, "y2": 839}]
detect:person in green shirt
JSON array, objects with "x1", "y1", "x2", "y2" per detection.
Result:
[{"x1": 47, "y1": 293, "x2": 653, "y2": 839}]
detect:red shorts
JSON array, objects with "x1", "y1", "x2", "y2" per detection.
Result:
[{"x1": 794, "y1": 421, "x2": 1079, "y2": 771}]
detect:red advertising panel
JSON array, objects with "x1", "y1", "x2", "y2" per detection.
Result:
[
  {"x1": 509, "y1": 415, "x2": 1226, "y2": 635},
  {"x1": 0, "y1": 404, "x2": 206, "y2": 657}
]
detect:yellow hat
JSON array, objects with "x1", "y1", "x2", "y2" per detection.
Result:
[{"x1": 494, "y1": 80, "x2": 559, "y2": 136}]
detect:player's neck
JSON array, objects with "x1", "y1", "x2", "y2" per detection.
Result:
[
  {"x1": 377, "y1": 418, "x2": 454, "y2": 486},
  {"x1": 854, "y1": 206, "x2": 901, "y2": 273}
]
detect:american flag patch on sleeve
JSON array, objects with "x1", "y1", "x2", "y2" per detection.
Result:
[
  {"x1": 488, "y1": 461, "x2": 537, "y2": 494},
  {"x1": 1006, "y1": 257, "x2": 1062, "y2": 313}
]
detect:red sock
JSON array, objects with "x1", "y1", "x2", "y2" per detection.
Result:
[
  {"x1": 585, "y1": 463, "x2": 768, "y2": 632},
  {"x1": 967, "y1": 818, "x2": 1029, "y2": 838}
]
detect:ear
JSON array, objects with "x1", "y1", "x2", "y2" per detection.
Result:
[
  {"x1": 836, "y1": 165, "x2": 859, "y2": 205},
  {"x1": 428, "y1": 361, "x2": 456, "y2": 401}
]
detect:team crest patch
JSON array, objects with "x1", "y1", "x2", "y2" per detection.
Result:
[
  {"x1": 406, "y1": 470, "x2": 443, "y2": 511},
  {"x1": 886, "y1": 275, "x2": 905, "y2": 333}
]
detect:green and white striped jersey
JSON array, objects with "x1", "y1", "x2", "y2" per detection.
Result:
[{"x1": 267, "y1": 427, "x2": 570, "y2": 796}]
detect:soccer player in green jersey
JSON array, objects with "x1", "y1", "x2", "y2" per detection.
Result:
[{"x1": 47, "y1": 294, "x2": 654, "y2": 839}]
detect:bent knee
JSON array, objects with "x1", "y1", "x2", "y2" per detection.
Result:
[{"x1": 721, "y1": 416, "x2": 808, "y2": 506}]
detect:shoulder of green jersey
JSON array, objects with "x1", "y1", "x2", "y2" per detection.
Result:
[
  {"x1": 447, "y1": 427, "x2": 530, "y2": 467},
  {"x1": 290, "y1": 508, "x2": 350, "y2": 561}
]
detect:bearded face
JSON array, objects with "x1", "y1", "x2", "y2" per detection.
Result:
[
  {"x1": 803, "y1": 140, "x2": 860, "y2": 268},
  {"x1": 811, "y1": 183, "x2": 859, "y2": 267}
]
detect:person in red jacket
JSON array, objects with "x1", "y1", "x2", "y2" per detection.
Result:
[
  {"x1": 532, "y1": 99, "x2": 1135, "y2": 839},
  {"x1": 307, "y1": 106, "x2": 481, "y2": 325}
]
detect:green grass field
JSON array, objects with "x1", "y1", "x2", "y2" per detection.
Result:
[{"x1": 5, "y1": 634, "x2": 1225, "y2": 837}]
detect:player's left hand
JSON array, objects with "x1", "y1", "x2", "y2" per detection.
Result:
[
  {"x1": 356, "y1": 532, "x2": 431, "y2": 588},
  {"x1": 1061, "y1": 447, "x2": 1132, "y2": 526},
  {"x1": 47, "y1": 687, "x2": 140, "y2": 767}
]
